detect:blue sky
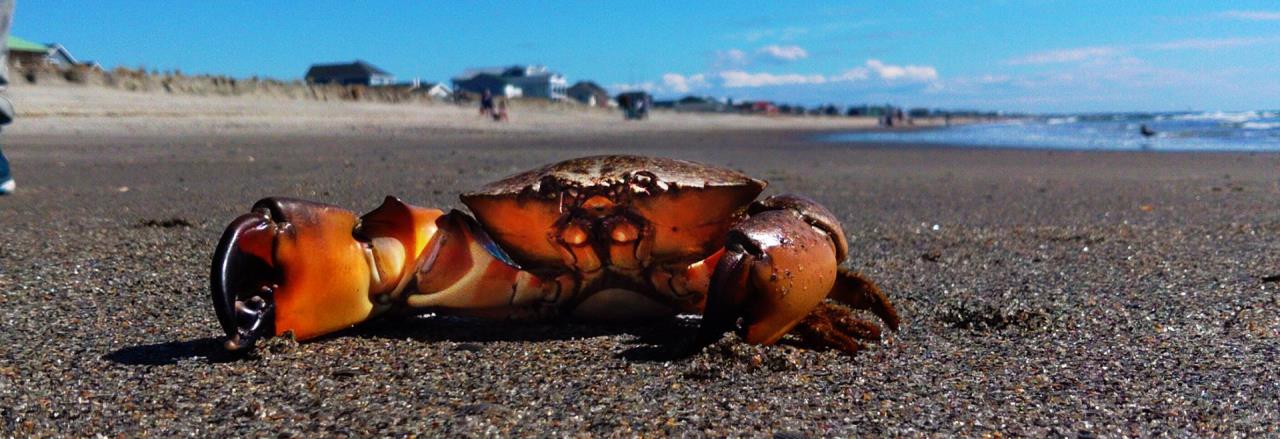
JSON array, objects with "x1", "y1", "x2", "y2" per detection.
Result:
[{"x1": 14, "y1": 1, "x2": 1280, "y2": 113}]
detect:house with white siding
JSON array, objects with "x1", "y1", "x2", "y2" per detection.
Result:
[{"x1": 452, "y1": 65, "x2": 567, "y2": 100}]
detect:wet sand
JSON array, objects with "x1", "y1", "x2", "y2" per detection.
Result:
[{"x1": 2, "y1": 88, "x2": 1280, "y2": 436}]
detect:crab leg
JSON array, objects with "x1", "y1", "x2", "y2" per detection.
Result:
[
  {"x1": 694, "y1": 195, "x2": 899, "y2": 355},
  {"x1": 400, "y1": 210, "x2": 575, "y2": 320},
  {"x1": 210, "y1": 197, "x2": 573, "y2": 351}
]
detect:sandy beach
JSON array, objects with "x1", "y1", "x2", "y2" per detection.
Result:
[{"x1": 1, "y1": 83, "x2": 1279, "y2": 436}]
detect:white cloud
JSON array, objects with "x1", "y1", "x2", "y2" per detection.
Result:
[
  {"x1": 1219, "y1": 10, "x2": 1280, "y2": 21},
  {"x1": 712, "y1": 49, "x2": 750, "y2": 68},
  {"x1": 717, "y1": 59, "x2": 937, "y2": 88},
  {"x1": 610, "y1": 74, "x2": 709, "y2": 95},
  {"x1": 975, "y1": 74, "x2": 1011, "y2": 84},
  {"x1": 832, "y1": 68, "x2": 869, "y2": 81},
  {"x1": 719, "y1": 71, "x2": 826, "y2": 88},
  {"x1": 756, "y1": 45, "x2": 809, "y2": 62},
  {"x1": 713, "y1": 45, "x2": 807, "y2": 68},
  {"x1": 1007, "y1": 36, "x2": 1280, "y2": 66},
  {"x1": 661, "y1": 73, "x2": 709, "y2": 93},
  {"x1": 833, "y1": 60, "x2": 939, "y2": 82},
  {"x1": 864, "y1": 59, "x2": 938, "y2": 81},
  {"x1": 608, "y1": 81, "x2": 657, "y2": 93},
  {"x1": 1150, "y1": 36, "x2": 1280, "y2": 50},
  {"x1": 1006, "y1": 47, "x2": 1120, "y2": 65}
]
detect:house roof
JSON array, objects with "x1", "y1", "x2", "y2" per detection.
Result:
[
  {"x1": 568, "y1": 81, "x2": 606, "y2": 93},
  {"x1": 678, "y1": 95, "x2": 714, "y2": 104},
  {"x1": 305, "y1": 60, "x2": 391, "y2": 78},
  {"x1": 456, "y1": 65, "x2": 561, "y2": 81},
  {"x1": 8, "y1": 36, "x2": 49, "y2": 53},
  {"x1": 455, "y1": 73, "x2": 513, "y2": 85}
]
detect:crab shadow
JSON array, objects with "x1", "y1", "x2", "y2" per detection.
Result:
[
  {"x1": 353, "y1": 315, "x2": 703, "y2": 362},
  {"x1": 104, "y1": 316, "x2": 704, "y2": 366},
  {"x1": 104, "y1": 337, "x2": 244, "y2": 365}
]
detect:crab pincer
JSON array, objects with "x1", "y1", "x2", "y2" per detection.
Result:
[
  {"x1": 211, "y1": 197, "x2": 442, "y2": 351},
  {"x1": 696, "y1": 195, "x2": 900, "y2": 354}
]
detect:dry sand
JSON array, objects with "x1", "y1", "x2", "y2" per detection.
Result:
[{"x1": 1, "y1": 84, "x2": 1279, "y2": 436}]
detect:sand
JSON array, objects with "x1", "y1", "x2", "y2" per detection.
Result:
[{"x1": 1, "y1": 83, "x2": 1279, "y2": 436}]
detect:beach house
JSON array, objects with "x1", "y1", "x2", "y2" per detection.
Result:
[
  {"x1": 305, "y1": 60, "x2": 395, "y2": 86},
  {"x1": 452, "y1": 65, "x2": 567, "y2": 100},
  {"x1": 452, "y1": 73, "x2": 523, "y2": 99},
  {"x1": 566, "y1": 81, "x2": 609, "y2": 107},
  {"x1": 396, "y1": 78, "x2": 452, "y2": 99},
  {"x1": 6, "y1": 36, "x2": 85, "y2": 69},
  {"x1": 416, "y1": 81, "x2": 452, "y2": 99}
]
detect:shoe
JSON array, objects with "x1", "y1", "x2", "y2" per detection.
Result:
[{"x1": 0, "y1": 178, "x2": 13, "y2": 195}]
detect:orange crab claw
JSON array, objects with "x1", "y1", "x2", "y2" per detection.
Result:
[
  {"x1": 210, "y1": 197, "x2": 442, "y2": 351},
  {"x1": 696, "y1": 194, "x2": 898, "y2": 355},
  {"x1": 698, "y1": 209, "x2": 839, "y2": 347}
]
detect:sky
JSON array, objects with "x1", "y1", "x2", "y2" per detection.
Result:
[{"x1": 13, "y1": 1, "x2": 1280, "y2": 113}]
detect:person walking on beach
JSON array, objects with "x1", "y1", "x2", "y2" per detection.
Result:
[
  {"x1": 493, "y1": 97, "x2": 508, "y2": 122},
  {"x1": 479, "y1": 89, "x2": 494, "y2": 117},
  {"x1": 0, "y1": 0, "x2": 15, "y2": 195}
]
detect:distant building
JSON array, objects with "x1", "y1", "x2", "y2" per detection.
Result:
[
  {"x1": 736, "y1": 101, "x2": 778, "y2": 115},
  {"x1": 452, "y1": 65, "x2": 567, "y2": 100},
  {"x1": 398, "y1": 78, "x2": 452, "y2": 99},
  {"x1": 673, "y1": 95, "x2": 728, "y2": 113},
  {"x1": 7, "y1": 36, "x2": 84, "y2": 68},
  {"x1": 305, "y1": 60, "x2": 395, "y2": 86},
  {"x1": 566, "y1": 81, "x2": 609, "y2": 107},
  {"x1": 452, "y1": 73, "x2": 523, "y2": 99},
  {"x1": 417, "y1": 82, "x2": 452, "y2": 99}
]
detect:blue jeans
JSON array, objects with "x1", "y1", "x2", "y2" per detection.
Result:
[
  {"x1": 0, "y1": 144, "x2": 8, "y2": 183},
  {"x1": 0, "y1": 0, "x2": 13, "y2": 184}
]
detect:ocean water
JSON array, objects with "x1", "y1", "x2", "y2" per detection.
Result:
[{"x1": 826, "y1": 111, "x2": 1280, "y2": 151}]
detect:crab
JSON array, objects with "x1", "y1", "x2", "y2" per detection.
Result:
[{"x1": 211, "y1": 155, "x2": 899, "y2": 355}]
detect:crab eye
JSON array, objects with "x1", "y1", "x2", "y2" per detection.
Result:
[
  {"x1": 610, "y1": 221, "x2": 639, "y2": 243},
  {"x1": 562, "y1": 224, "x2": 589, "y2": 246}
]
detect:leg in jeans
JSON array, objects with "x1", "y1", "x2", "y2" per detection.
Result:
[
  {"x1": 0, "y1": 0, "x2": 14, "y2": 192},
  {"x1": 0, "y1": 142, "x2": 9, "y2": 186}
]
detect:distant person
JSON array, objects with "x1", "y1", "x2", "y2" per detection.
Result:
[
  {"x1": 0, "y1": 0, "x2": 14, "y2": 195},
  {"x1": 493, "y1": 98, "x2": 508, "y2": 122},
  {"x1": 1140, "y1": 124, "x2": 1156, "y2": 138},
  {"x1": 479, "y1": 89, "x2": 494, "y2": 116}
]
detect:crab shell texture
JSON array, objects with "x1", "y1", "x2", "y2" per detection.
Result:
[{"x1": 460, "y1": 155, "x2": 766, "y2": 271}]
